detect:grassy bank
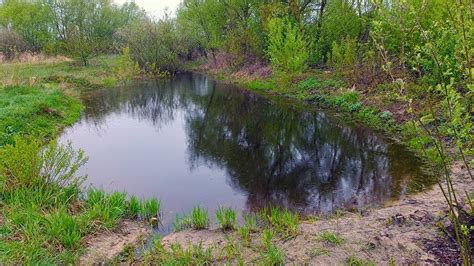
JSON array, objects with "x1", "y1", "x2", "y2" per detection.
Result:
[
  {"x1": 0, "y1": 55, "x2": 122, "y2": 89},
  {"x1": 0, "y1": 55, "x2": 158, "y2": 264},
  {"x1": 0, "y1": 85, "x2": 81, "y2": 146},
  {"x1": 0, "y1": 138, "x2": 160, "y2": 263},
  {"x1": 189, "y1": 63, "x2": 458, "y2": 167}
]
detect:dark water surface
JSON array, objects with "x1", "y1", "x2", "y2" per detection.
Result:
[{"x1": 60, "y1": 73, "x2": 434, "y2": 232}]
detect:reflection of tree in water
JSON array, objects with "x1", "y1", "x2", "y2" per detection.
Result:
[
  {"x1": 184, "y1": 75, "x2": 432, "y2": 213},
  {"x1": 80, "y1": 73, "x2": 433, "y2": 214}
]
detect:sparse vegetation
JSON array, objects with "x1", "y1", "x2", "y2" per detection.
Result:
[
  {"x1": 191, "y1": 206, "x2": 210, "y2": 230},
  {"x1": 318, "y1": 231, "x2": 345, "y2": 246}
]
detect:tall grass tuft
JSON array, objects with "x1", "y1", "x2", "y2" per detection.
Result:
[
  {"x1": 265, "y1": 207, "x2": 299, "y2": 238},
  {"x1": 260, "y1": 229, "x2": 285, "y2": 265},
  {"x1": 140, "y1": 198, "x2": 161, "y2": 220},
  {"x1": 127, "y1": 195, "x2": 140, "y2": 218},
  {"x1": 215, "y1": 207, "x2": 236, "y2": 231},
  {"x1": 191, "y1": 206, "x2": 209, "y2": 230},
  {"x1": 46, "y1": 208, "x2": 83, "y2": 249}
]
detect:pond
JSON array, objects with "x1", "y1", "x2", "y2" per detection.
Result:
[{"x1": 59, "y1": 72, "x2": 434, "y2": 233}]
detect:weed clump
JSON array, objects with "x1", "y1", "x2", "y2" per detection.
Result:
[
  {"x1": 191, "y1": 206, "x2": 209, "y2": 230},
  {"x1": 264, "y1": 207, "x2": 299, "y2": 238},
  {"x1": 216, "y1": 207, "x2": 237, "y2": 231}
]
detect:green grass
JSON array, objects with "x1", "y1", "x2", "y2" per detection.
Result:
[
  {"x1": 141, "y1": 236, "x2": 213, "y2": 265},
  {"x1": 264, "y1": 207, "x2": 299, "y2": 238},
  {"x1": 0, "y1": 138, "x2": 160, "y2": 263},
  {"x1": 346, "y1": 254, "x2": 376, "y2": 266},
  {"x1": 173, "y1": 214, "x2": 193, "y2": 232},
  {"x1": 298, "y1": 77, "x2": 344, "y2": 91},
  {"x1": 318, "y1": 231, "x2": 345, "y2": 245},
  {"x1": 260, "y1": 229, "x2": 285, "y2": 265},
  {"x1": 0, "y1": 55, "x2": 120, "y2": 88},
  {"x1": 215, "y1": 207, "x2": 237, "y2": 231},
  {"x1": 173, "y1": 206, "x2": 210, "y2": 231},
  {"x1": 191, "y1": 206, "x2": 210, "y2": 230},
  {"x1": 0, "y1": 85, "x2": 82, "y2": 146}
]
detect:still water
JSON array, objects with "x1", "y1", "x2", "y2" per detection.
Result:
[{"x1": 60, "y1": 73, "x2": 434, "y2": 231}]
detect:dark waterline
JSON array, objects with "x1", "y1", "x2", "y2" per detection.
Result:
[{"x1": 59, "y1": 72, "x2": 434, "y2": 233}]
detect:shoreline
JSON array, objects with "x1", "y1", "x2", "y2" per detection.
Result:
[{"x1": 157, "y1": 161, "x2": 471, "y2": 264}]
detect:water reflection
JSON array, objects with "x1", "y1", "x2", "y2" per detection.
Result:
[{"x1": 61, "y1": 73, "x2": 434, "y2": 219}]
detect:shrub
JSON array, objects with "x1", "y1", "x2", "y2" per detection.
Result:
[
  {"x1": 0, "y1": 27, "x2": 28, "y2": 60},
  {"x1": 0, "y1": 137, "x2": 87, "y2": 207},
  {"x1": 266, "y1": 17, "x2": 309, "y2": 74},
  {"x1": 115, "y1": 17, "x2": 183, "y2": 75},
  {"x1": 215, "y1": 207, "x2": 236, "y2": 231}
]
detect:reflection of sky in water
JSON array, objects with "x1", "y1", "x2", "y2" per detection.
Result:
[{"x1": 60, "y1": 73, "x2": 434, "y2": 231}]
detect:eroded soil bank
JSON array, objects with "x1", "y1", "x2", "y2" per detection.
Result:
[{"x1": 160, "y1": 161, "x2": 472, "y2": 264}]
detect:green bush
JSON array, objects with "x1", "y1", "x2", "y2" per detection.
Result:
[{"x1": 266, "y1": 17, "x2": 309, "y2": 74}]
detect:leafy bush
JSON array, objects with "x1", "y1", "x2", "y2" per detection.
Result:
[
  {"x1": 215, "y1": 207, "x2": 237, "y2": 231},
  {"x1": 0, "y1": 27, "x2": 28, "y2": 60},
  {"x1": 329, "y1": 37, "x2": 358, "y2": 74},
  {"x1": 266, "y1": 17, "x2": 308, "y2": 74},
  {"x1": 116, "y1": 17, "x2": 183, "y2": 75},
  {"x1": 0, "y1": 138, "x2": 87, "y2": 203}
]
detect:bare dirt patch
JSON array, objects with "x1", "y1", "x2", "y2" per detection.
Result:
[
  {"x1": 162, "y1": 161, "x2": 473, "y2": 264},
  {"x1": 79, "y1": 220, "x2": 150, "y2": 264}
]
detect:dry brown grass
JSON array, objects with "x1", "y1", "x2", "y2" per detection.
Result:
[{"x1": 0, "y1": 52, "x2": 71, "y2": 65}]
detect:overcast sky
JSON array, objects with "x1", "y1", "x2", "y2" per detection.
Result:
[{"x1": 114, "y1": 0, "x2": 182, "y2": 18}]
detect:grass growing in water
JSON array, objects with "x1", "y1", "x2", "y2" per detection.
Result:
[
  {"x1": 216, "y1": 207, "x2": 237, "y2": 231},
  {"x1": 173, "y1": 206, "x2": 210, "y2": 231}
]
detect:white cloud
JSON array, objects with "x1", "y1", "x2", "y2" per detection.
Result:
[{"x1": 114, "y1": 0, "x2": 182, "y2": 18}]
